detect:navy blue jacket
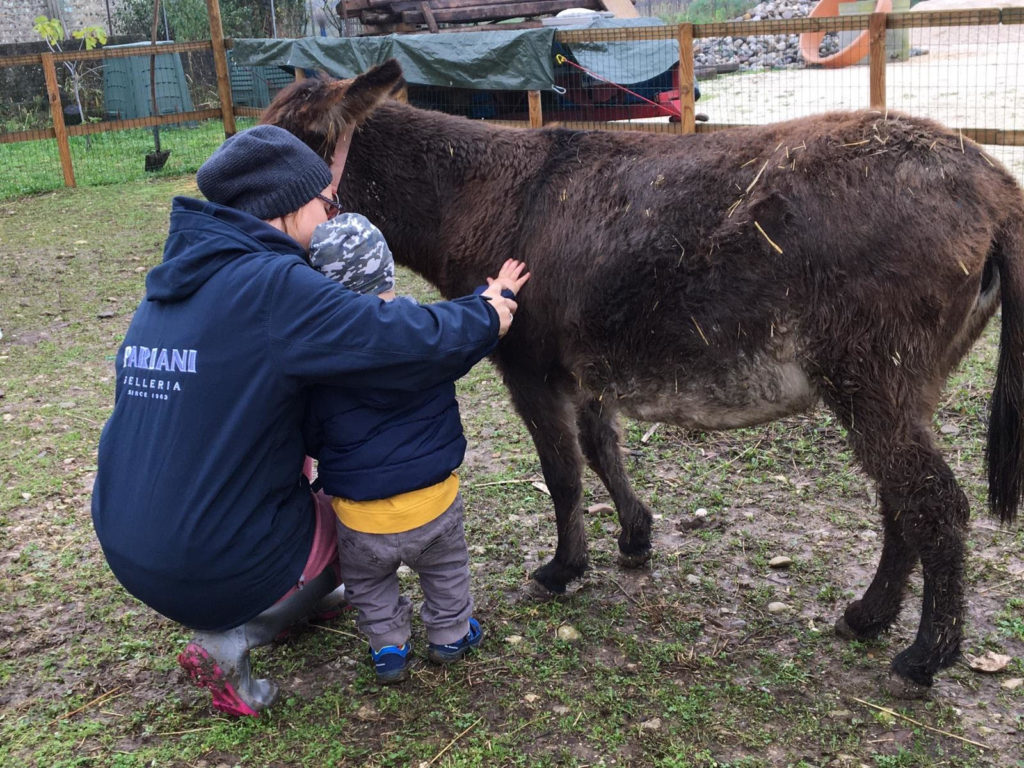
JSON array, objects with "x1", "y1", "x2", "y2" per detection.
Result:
[
  {"x1": 304, "y1": 340, "x2": 468, "y2": 501},
  {"x1": 305, "y1": 289, "x2": 513, "y2": 502},
  {"x1": 91, "y1": 197, "x2": 499, "y2": 631}
]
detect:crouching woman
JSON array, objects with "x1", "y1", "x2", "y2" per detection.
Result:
[{"x1": 90, "y1": 125, "x2": 519, "y2": 717}]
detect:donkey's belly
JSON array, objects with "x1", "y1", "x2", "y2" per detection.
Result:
[{"x1": 613, "y1": 358, "x2": 817, "y2": 430}]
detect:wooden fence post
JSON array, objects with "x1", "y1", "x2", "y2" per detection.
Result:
[
  {"x1": 869, "y1": 12, "x2": 887, "y2": 110},
  {"x1": 676, "y1": 23, "x2": 696, "y2": 134},
  {"x1": 528, "y1": 90, "x2": 543, "y2": 128},
  {"x1": 206, "y1": 0, "x2": 236, "y2": 136},
  {"x1": 41, "y1": 52, "x2": 75, "y2": 188}
]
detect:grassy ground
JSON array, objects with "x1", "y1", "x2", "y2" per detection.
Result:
[
  {"x1": 1, "y1": 178, "x2": 1022, "y2": 767},
  {"x1": 0, "y1": 119, "x2": 257, "y2": 201}
]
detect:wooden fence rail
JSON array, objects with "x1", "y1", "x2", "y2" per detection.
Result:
[{"x1": 1, "y1": 6, "x2": 1022, "y2": 189}]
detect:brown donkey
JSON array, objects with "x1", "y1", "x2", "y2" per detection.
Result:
[{"x1": 262, "y1": 60, "x2": 1024, "y2": 696}]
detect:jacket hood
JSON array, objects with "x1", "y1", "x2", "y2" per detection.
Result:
[{"x1": 146, "y1": 196, "x2": 308, "y2": 302}]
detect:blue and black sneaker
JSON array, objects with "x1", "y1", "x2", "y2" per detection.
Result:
[
  {"x1": 371, "y1": 642, "x2": 411, "y2": 684},
  {"x1": 427, "y1": 618, "x2": 483, "y2": 664}
]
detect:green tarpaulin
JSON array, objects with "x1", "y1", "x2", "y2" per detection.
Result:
[{"x1": 231, "y1": 18, "x2": 679, "y2": 92}]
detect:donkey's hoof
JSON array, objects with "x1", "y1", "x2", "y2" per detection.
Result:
[
  {"x1": 523, "y1": 578, "x2": 562, "y2": 600},
  {"x1": 835, "y1": 600, "x2": 887, "y2": 640},
  {"x1": 532, "y1": 561, "x2": 575, "y2": 595},
  {"x1": 834, "y1": 616, "x2": 858, "y2": 640},
  {"x1": 617, "y1": 548, "x2": 652, "y2": 569},
  {"x1": 883, "y1": 671, "x2": 931, "y2": 700}
]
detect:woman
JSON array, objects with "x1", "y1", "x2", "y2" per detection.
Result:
[{"x1": 90, "y1": 125, "x2": 519, "y2": 717}]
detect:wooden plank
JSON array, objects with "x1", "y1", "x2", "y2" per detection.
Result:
[
  {"x1": 553, "y1": 119, "x2": 682, "y2": 134},
  {"x1": 884, "y1": 8, "x2": 1000, "y2": 29},
  {"x1": 597, "y1": 0, "x2": 638, "y2": 18},
  {"x1": 420, "y1": 1, "x2": 440, "y2": 31},
  {"x1": 402, "y1": 0, "x2": 584, "y2": 22},
  {"x1": 961, "y1": 127, "x2": 1024, "y2": 147},
  {"x1": 0, "y1": 127, "x2": 56, "y2": 144},
  {"x1": 66, "y1": 108, "x2": 223, "y2": 136},
  {"x1": 676, "y1": 23, "x2": 695, "y2": 134},
  {"x1": 388, "y1": 0, "x2": 586, "y2": 12},
  {"x1": 49, "y1": 40, "x2": 212, "y2": 64},
  {"x1": 40, "y1": 52, "x2": 75, "y2": 188},
  {"x1": 528, "y1": 90, "x2": 542, "y2": 128},
  {"x1": 206, "y1": 0, "x2": 236, "y2": 137},
  {"x1": 362, "y1": 11, "x2": 401, "y2": 23},
  {"x1": 869, "y1": 12, "x2": 886, "y2": 111}
]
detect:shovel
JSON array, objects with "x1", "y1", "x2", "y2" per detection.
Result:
[{"x1": 145, "y1": 0, "x2": 170, "y2": 172}]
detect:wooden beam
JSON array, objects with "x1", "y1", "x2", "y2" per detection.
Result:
[
  {"x1": 676, "y1": 23, "x2": 695, "y2": 134},
  {"x1": 869, "y1": 11, "x2": 886, "y2": 110},
  {"x1": 206, "y1": 0, "x2": 236, "y2": 137},
  {"x1": 528, "y1": 90, "x2": 542, "y2": 128},
  {"x1": 401, "y1": 0, "x2": 586, "y2": 23},
  {"x1": 67, "y1": 109, "x2": 224, "y2": 135},
  {"x1": 41, "y1": 52, "x2": 75, "y2": 188},
  {"x1": 419, "y1": 1, "x2": 440, "y2": 31}
]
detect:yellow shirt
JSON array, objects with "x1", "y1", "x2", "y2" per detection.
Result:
[{"x1": 331, "y1": 473, "x2": 459, "y2": 534}]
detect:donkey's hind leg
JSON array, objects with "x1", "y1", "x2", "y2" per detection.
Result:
[
  {"x1": 576, "y1": 399, "x2": 654, "y2": 567},
  {"x1": 840, "y1": 413, "x2": 968, "y2": 694}
]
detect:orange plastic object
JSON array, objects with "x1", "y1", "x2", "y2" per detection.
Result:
[{"x1": 799, "y1": 0, "x2": 892, "y2": 68}]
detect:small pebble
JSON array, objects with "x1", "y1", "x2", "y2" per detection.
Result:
[
  {"x1": 767, "y1": 601, "x2": 790, "y2": 613},
  {"x1": 556, "y1": 624, "x2": 581, "y2": 642},
  {"x1": 769, "y1": 556, "x2": 793, "y2": 568}
]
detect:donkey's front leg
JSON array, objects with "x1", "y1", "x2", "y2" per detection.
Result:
[
  {"x1": 505, "y1": 372, "x2": 590, "y2": 593},
  {"x1": 576, "y1": 399, "x2": 653, "y2": 567}
]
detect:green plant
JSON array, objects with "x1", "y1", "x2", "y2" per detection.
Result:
[
  {"x1": 112, "y1": 0, "x2": 310, "y2": 40},
  {"x1": 33, "y1": 16, "x2": 107, "y2": 129}
]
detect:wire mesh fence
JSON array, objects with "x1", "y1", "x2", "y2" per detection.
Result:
[{"x1": 1, "y1": 9, "x2": 1022, "y2": 201}]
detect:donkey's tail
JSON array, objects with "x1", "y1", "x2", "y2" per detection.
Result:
[{"x1": 987, "y1": 209, "x2": 1024, "y2": 524}]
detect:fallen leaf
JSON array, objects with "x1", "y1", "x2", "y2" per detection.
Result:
[
  {"x1": 967, "y1": 651, "x2": 1012, "y2": 673},
  {"x1": 531, "y1": 481, "x2": 550, "y2": 496}
]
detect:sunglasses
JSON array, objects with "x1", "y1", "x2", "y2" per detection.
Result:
[{"x1": 316, "y1": 192, "x2": 343, "y2": 218}]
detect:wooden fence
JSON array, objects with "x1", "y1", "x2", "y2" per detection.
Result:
[{"x1": 1, "y1": 5, "x2": 1022, "y2": 190}]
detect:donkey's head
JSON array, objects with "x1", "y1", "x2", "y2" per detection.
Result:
[{"x1": 260, "y1": 58, "x2": 404, "y2": 164}]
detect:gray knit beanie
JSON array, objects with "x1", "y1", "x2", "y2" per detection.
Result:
[{"x1": 196, "y1": 124, "x2": 332, "y2": 220}]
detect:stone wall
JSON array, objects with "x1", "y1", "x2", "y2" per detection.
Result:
[{"x1": 1, "y1": 0, "x2": 114, "y2": 45}]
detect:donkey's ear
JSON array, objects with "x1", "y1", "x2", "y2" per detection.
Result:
[{"x1": 342, "y1": 59, "x2": 405, "y2": 125}]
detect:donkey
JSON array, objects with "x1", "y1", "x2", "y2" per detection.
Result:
[{"x1": 261, "y1": 60, "x2": 1024, "y2": 695}]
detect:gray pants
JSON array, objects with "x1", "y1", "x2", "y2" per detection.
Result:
[{"x1": 336, "y1": 494, "x2": 472, "y2": 650}]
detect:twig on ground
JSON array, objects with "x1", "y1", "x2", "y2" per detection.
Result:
[
  {"x1": 505, "y1": 713, "x2": 550, "y2": 737},
  {"x1": 608, "y1": 577, "x2": 641, "y2": 606},
  {"x1": 153, "y1": 726, "x2": 215, "y2": 736},
  {"x1": 312, "y1": 624, "x2": 363, "y2": 642},
  {"x1": 467, "y1": 478, "x2": 543, "y2": 489},
  {"x1": 849, "y1": 696, "x2": 990, "y2": 750},
  {"x1": 426, "y1": 715, "x2": 483, "y2": 765},
  {"x1": 977, "y1": 572, "x2": 1024, "y2": 593},
  {"x1": 51, "y1": 686, "x2": 124, "y2": 724}
]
